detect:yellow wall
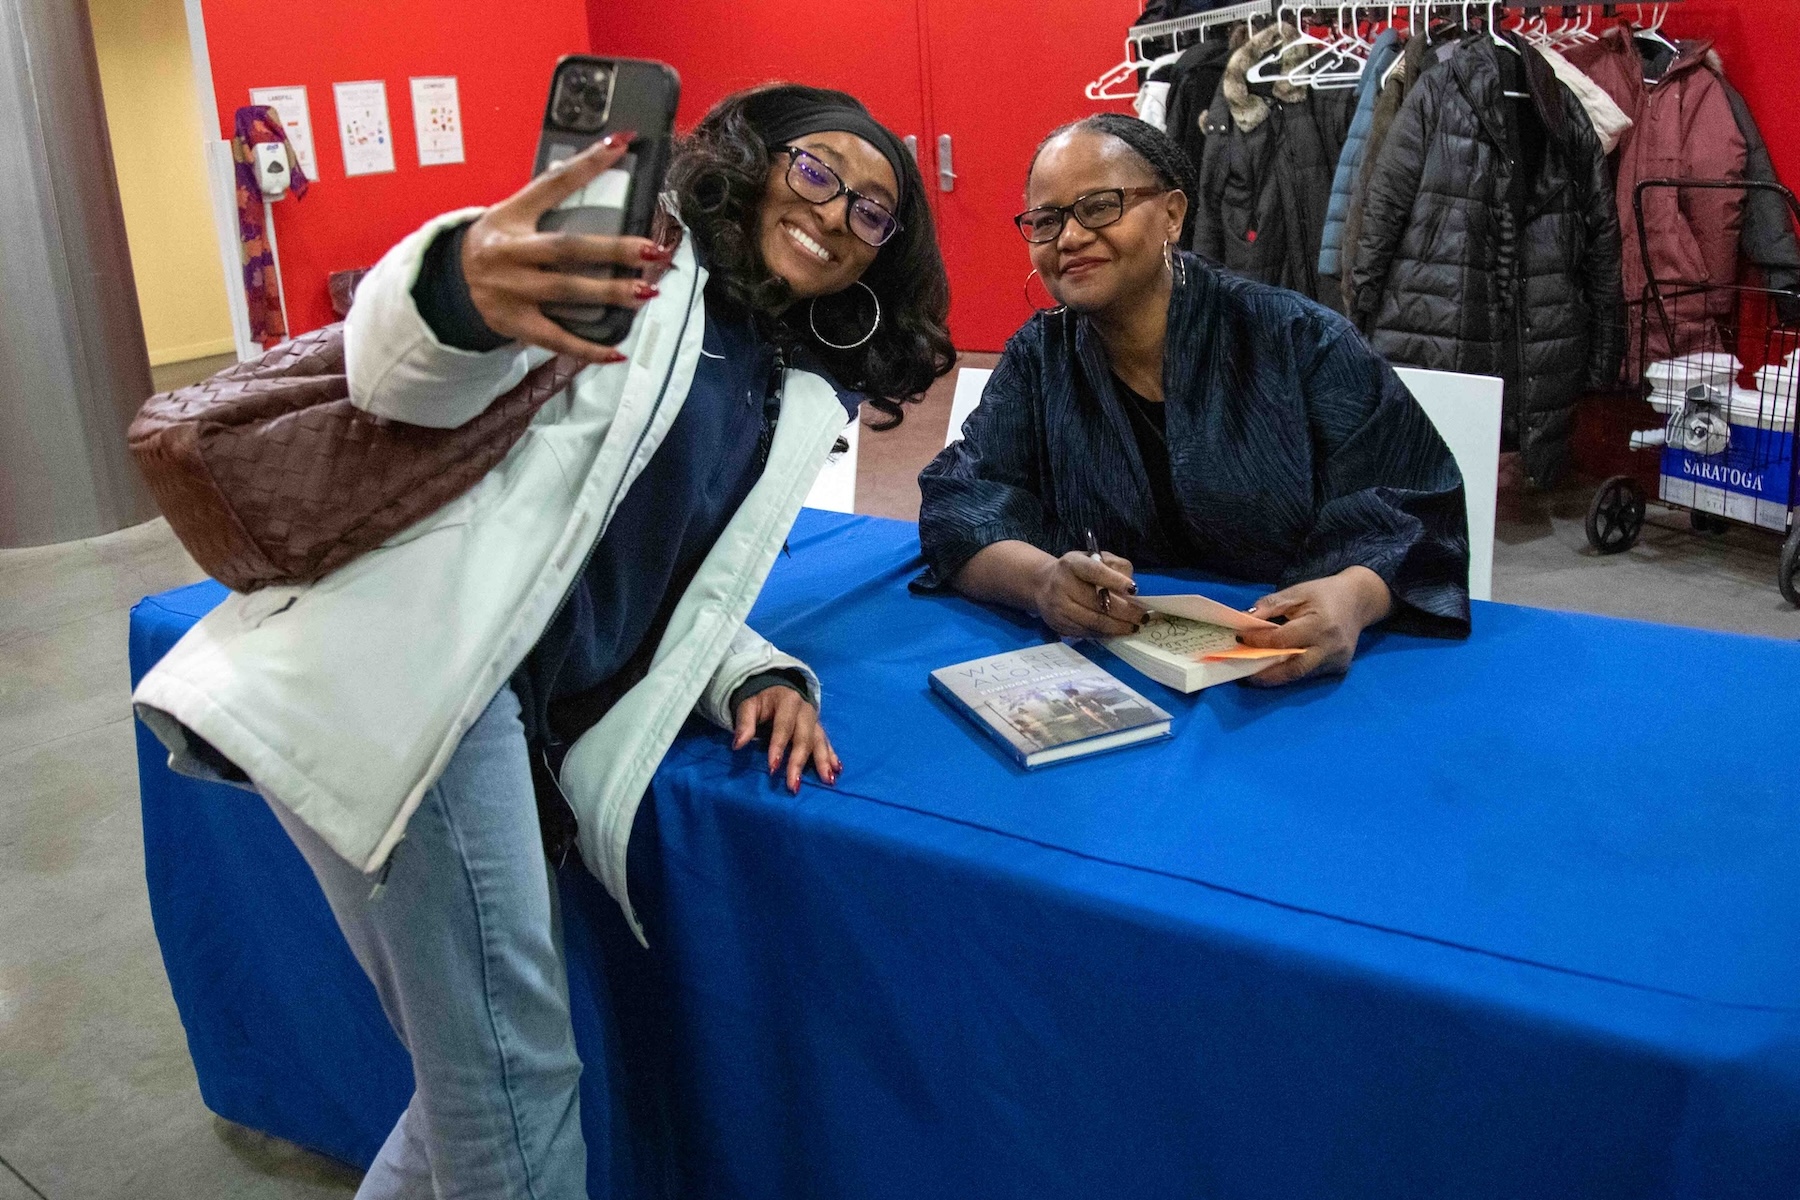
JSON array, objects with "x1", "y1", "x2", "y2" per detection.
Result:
[{"x1": 88, "y1": 0, "x2": 234, "y2": 366}]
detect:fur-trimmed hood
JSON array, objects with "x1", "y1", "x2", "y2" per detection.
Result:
[{"x1": 1220, "y1": 23, "x2": 1309, "y2": 133}]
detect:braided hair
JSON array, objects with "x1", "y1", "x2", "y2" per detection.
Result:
[{"x1": 1027, "y1": 113, "x2": 1199, "y2": 245}]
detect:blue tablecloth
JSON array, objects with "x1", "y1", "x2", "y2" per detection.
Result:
[{"x1": 131, "y1": 510, "x2": 1800, "y2": 1199}]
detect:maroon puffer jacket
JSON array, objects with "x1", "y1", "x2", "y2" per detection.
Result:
[{"x1": 1566, "y1": 29, "x2": 1747, "y2": 368}]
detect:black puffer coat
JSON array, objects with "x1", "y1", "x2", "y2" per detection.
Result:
[
  {"x1": 1191, "y1": 25, "x2": 1355, "y2": 307},
  {"x1": 1351, "y1": 33, "x2": 1623, "y2": 486}
]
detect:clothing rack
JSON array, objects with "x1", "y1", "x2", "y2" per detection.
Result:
[{"x1": 1086, "y1": 1, "x2": 1275, "y2": 101}]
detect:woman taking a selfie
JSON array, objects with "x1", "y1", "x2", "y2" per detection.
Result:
[
  {"x1": 135, "y1": 83, "x2": 952, "y2": 1196},
  {"x1": 917, "y1": 114, "x2": 1469, "y2": 683}
]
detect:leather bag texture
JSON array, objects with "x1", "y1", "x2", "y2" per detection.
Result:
[{"x1": 128, "y1": 324, "x2": 575, "y2": 592}]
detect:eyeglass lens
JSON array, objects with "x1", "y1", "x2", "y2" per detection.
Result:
[
  {"x1": 1017, "y1": 191, "x2": 1127, "y2": 243},
  {"x1": 787, "y1": 152, "x2": 898, "y2": 247}
]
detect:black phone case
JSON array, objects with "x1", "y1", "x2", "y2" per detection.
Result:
[{"x1": 534, "y1": 57, "x2": 680, "y2": 345}]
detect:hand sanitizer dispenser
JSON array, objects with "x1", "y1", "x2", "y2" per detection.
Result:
[{"x1": 254, "y1": 143, "x2": 291, "y2": 200}]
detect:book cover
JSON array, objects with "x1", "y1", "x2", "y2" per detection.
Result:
[{"x1": 930, "y1": 642, "x2": 1172, "y2": 768}]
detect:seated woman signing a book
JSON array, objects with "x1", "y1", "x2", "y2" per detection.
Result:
[{"x1": 916, "y1": 115, "x2": 1470, "y2": 686}]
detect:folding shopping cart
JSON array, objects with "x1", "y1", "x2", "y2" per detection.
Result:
[{"x1": 1584, "y1": 178, "x2": 1800, "y2": 605}]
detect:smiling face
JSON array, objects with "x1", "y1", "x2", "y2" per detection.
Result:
[
  {"x1": 757, "y1": 130, "x2": 897, "y2": 300},
  {"x1": 1024, "y1": 128, "x2": 1186, "y2": 316}
]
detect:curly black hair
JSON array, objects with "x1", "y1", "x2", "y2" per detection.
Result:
[
  {"x1": 667, "y1": 84, "x2": 955, "y2": 428},
  {"x1": 1027, "y1": 113, "x2": 1199, "y2": 245}
]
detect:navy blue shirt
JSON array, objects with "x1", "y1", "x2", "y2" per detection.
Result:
[
  {"x1": 411, "y1": 224, "x2": 859, "y2": 751},
  {"x1": 516, "y1": 284, "x2": 786, "y2": 748}
]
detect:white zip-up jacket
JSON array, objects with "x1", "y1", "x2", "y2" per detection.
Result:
[{"x1": 133, "y1": 211, "x2": 851, "y2": 941}]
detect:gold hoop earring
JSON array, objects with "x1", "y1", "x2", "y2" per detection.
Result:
[
  {"x1": 1164, "y1": 238, "x2": 1188, "y2": 287},
  {"x1": 1024, "y1": 268, "x2": 1062, "y2": 313}
]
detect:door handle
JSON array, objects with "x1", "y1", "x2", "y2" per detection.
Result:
[
  {"x1": 904, "y1": 134, "x2": 918, "y2": 163},
  {"x1": 937, "y1": 134, "x2": 956, "y2": 193}
]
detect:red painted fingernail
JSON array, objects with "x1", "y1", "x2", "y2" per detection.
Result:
[
  {"x1": 601, "y1": 130, "x2": 637, "y2": 149},
  {"x1": 632, "y1": 282, "x2": 660, "y2": 300},
  {"x1": 596, "y1": 348, "x2": 627, "y2": 364},
  {"x1": 640, "y1": 244, "x2": 674, "y2": 262}
]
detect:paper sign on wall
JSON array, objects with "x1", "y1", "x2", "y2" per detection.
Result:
[
  {"x1": 333, "y1": 80, "x2": 396, "y2": 177},
  {"x1": 248, "y1": 85, "x2": 318, "y2": 180},
  {"x1": 410, "y1": 76, "x2": 465, "y2": 167}
]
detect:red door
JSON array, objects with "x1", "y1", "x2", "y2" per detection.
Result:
[
  {"x1": 590, "y1": 3, "x2": 931, "y2": 180},
  {"x1": 918, "y1": 0, "x2": 1139, "y2": 350}
]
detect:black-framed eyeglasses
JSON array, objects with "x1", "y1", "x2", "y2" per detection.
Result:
[
  {"x1": 776, "y1": 145, "x2": 902, "y2": 248},
  {"x1": 1014, "y1": 187, "x2": 1168, "y2": 244}
]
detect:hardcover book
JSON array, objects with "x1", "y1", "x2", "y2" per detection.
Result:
[{"x1": 930, "y1": 642, "x2": 1172, "y2": 768}]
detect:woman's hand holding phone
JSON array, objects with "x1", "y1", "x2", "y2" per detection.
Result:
[{"x1": 459, "y1": 135, "x2": 673, "y2": 364}]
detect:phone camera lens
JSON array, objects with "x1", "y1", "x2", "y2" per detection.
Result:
[{"x1": 554, "y1": 64, "x2": 613, "y2": 133}]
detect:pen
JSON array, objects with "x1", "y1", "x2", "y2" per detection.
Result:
[{"x1": 1084, "y1": 528, "x2": 1111, "y2": 615}]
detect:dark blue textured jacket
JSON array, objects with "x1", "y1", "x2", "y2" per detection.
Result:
[{"x1": 917, "y1": 254, "x2": 1471, "y2": 636}]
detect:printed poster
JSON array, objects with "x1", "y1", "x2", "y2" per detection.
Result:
[
  {"x1": 410, "y1": 76, "x2": 465, "y2": 167},
  {"x1": 248, "y1": 85, "x2": 318, "y2": 179},
  {"x1": 332, "y1": 80, "x2": 396, "y2": 177}
]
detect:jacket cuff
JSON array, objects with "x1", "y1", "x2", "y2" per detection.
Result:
[
  {"x1": 412, "y1": 221, "x2": 508, "y2": 353},
  {"x1": 914, "y1": 520, "x2": 1048, "y2": 595},
  {"x1": 345, "y1": 206, "x2": 547, "y2": 429},
  {"x1": 727, "y1": 668, "x2": 811, "y2": 714}
]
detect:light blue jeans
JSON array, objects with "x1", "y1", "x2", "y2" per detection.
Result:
[{"x1": 264, "y1": 684, "x2": 587, "y2": 1199}]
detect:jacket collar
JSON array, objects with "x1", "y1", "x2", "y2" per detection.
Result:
[
  {"x1": 1061, "y1": 256, "x2": 1215, "y2": 557},
  {"x1": 1654, "y1": 36, "x2": 1718, "y2": 84},
  {"x1": 1448, "y1": 32, "x2": 1574, "y2": 153}
]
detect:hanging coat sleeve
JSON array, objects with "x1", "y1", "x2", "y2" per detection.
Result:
[
  {"x1": 1577, "y1": 139, "x2": 1626, "y2": 388},
  {"x1": 1349, "y1": 84, "x2": 1435, "y2": 334}
]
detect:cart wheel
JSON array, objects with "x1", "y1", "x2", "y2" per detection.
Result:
[
  {"x1": 1586, "y1": 476, "x2": 1646, "y2": 555},
  {"x1": 1691, "y1": 510, "x2": 1730, "y2": 535},
  {"x1": 1781, "y1": 527, "x2": 1800, "y2": 608}
]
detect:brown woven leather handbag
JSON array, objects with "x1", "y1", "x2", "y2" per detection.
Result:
[{"x1": 129, "y1": 324, "x2": 578, "y2": 593}]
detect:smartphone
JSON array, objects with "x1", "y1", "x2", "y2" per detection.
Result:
[{"x1": 533, "y1": 56, "x2": 680, "y2": 345}]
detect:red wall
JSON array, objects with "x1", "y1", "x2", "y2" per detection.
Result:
[{"x1": 201, "y1": 0, "x2": 590, "y2": 335}]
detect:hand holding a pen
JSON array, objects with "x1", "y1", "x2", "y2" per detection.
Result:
[{"x1": 1025, "y1": 529, "x2": 1148, "y2": 639}]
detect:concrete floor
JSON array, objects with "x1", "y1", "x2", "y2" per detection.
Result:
[{"x1": 3, "y1": 355, "x2": 1796, "y2": 1198}]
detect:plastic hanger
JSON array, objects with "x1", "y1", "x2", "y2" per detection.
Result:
[
  {"x1": 1246, "y1": 3, "x2": 1335, "y2": 85},
  {"x1": 1633, "y1": 3, "x2": 1680, "y2": 56},
  {"x1": 1285, "y1": 5, "x2": 1373, "y2": 90}
]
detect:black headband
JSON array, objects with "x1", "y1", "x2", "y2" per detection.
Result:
[{"x1": 747, "y1": 90, "x2": 910, "y2": 210}]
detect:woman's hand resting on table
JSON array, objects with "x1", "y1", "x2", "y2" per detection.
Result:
[
  {"x1": 732, "y1": 687, "x2": 841, "y2": 795},
  {"x1": 1031, "y1": 551, "x2": 1149, "y2": 639},
  {"x1": 1238, "y1": 567, "x2": 1394, "y2": 687},
  {"x1": 458, "y1": 134, "x2": 673, "y2": 364}
]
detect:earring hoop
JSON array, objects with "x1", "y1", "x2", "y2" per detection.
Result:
[
  {"x1": 1024, "y1": 268, "x2": 1063, "y2": 313},
  {"x1": 1164, "y1": 239, "x2": 1188, "y2": 287},
  {"x1": 809, "y1": 280, "x2": 880, "y2": 351}
]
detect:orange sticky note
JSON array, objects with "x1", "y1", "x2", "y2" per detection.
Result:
[{"x1": 1198, "y1": 646, "x2": 1307, "y2": 663}]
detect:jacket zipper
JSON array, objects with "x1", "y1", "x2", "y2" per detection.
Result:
[
  {"x1": 537, "y1": 261, "x2": 705, "y2": 656},
  {"x1": 528, "y1": 257, "x2": 706, "y2": 771}
]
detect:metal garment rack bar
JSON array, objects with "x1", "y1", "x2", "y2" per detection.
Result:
[{"x1": 1087, "y1": 1, "x2": 1275, "y2": 101}]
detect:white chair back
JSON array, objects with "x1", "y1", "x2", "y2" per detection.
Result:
[
  {"x1": 940, "y1": 364, "x2": 1501, "y2": 601},
  {"x1": 944, "y1": 367, "x2": 993, "y2": 448},
  {"x1": 803, "y1": 413, "x2": 860, "y2": 514},
  {"x1": 1394, "y1": 367, "x2": 1502, "y2": 602}
]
